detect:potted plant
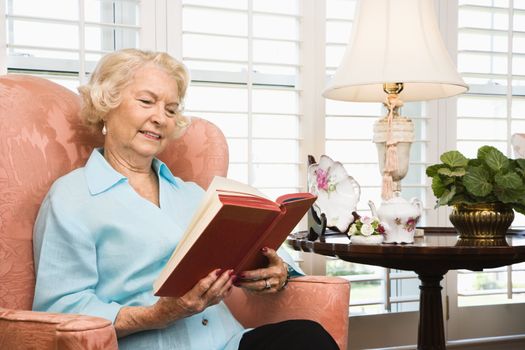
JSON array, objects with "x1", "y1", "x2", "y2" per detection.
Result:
[{"x1": 426, "y1": 145, "x2": 525, "y2": 241}]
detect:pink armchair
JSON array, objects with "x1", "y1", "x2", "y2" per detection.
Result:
[{"x1": 0, "y1": 75, "x2": 350, "y2": 350}]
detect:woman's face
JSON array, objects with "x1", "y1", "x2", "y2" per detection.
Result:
[{"x1": 104, "y1": 63, "x2": 182, "y2": 162}]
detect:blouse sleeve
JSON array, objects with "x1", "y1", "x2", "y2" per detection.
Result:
[{"x1": 32, "y1": 192, "x2": 122, "y2": 323}]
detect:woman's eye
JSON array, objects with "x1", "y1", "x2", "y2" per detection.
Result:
[{"x1": 139, "y1": 99, "x2": 153, "y2": 105}]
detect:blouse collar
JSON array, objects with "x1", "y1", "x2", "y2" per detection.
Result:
[{"x1": 85, "y1": 148, "x2": 180, "y2": 195}]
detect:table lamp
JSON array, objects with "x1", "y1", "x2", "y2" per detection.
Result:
[{"x1": 323, "y1": 0, "x2": 468, "y2": 202}]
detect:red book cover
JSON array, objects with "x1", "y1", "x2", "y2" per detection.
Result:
[
  {"x1": 153, "y1": 177, "x2": 316, "y2": 297},
  {"x1": 236, "y1": 194, "x2": 317, "y2": 273}
]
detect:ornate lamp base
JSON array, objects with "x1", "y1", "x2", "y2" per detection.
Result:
[{"x1": 373, "y1": 117, "x2": 414, "y2": 191}]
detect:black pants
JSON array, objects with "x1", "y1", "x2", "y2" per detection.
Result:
[{"x1": 238, "y1": 319, "x2": 339, "y2": 350}]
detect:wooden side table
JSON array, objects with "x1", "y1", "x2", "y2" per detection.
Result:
[{"x1": 286, "y1": 227, "x2": 525, "y2": 350}]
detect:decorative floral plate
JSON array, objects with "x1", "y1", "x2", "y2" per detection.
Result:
[{"x1": 307, "y1": 155, "x2": 361, "y2": 232}]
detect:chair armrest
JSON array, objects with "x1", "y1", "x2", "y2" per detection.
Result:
[
  {"x1": 224, "y1": 275, "x2": 350, "y2": 350},
  {"x1": 0, "y1": 307, "x2": 118, "y2": 350}
]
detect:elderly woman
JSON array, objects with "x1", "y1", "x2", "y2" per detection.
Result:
[{"x1": 32, "y1": 49, "x2": 338, "y2": 350}]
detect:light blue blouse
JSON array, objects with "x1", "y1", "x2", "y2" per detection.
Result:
[{"x1": 32, "y1": 148, "x2": 299, "y2": 350}]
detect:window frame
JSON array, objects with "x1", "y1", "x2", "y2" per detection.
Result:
[
  {"x1": 3, "y1": 0, "x2": 525, "y2": 348},
  {"x1": 3, "y1": 0, "x2": 144, "y2": 83}
]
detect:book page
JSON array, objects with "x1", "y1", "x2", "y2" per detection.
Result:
[{"x1": 207, "y1": 176, "x2": 269, "y2": 199}]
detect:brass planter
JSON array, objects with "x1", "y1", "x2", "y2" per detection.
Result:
[{"x1": 449, "y1": 203, "x2": 514, "y2": 243}]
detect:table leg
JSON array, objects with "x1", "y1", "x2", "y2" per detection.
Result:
[{"x1": 416, "y1": 272, "x2": 446, "y2": 350}]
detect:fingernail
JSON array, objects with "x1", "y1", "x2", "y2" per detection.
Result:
[
  {"x1": 229, "y1": 269, "x2": 235, "y2": 276},
  {"x1": 215, "y1": 269, "x2": 223, "y2": 277},
  {"x1": 261, "y1": 247, "x2": 268, "y2": 253}
]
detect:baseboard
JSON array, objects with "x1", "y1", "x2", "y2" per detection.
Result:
[
  {"x1": 364, "y1": 334, "x2": 525, "y2": 350},
  {"x1": 447, "y1": 334, "x2": 525, "y2": 350}
]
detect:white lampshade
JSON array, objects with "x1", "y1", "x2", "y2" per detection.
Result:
[{"x1": 323, "y1": 0, "x2": 468, "y2": 102}]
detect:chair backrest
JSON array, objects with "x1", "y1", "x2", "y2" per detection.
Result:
[{"x1": 0, "y1": 74, "x2": 228, "y2": 310}]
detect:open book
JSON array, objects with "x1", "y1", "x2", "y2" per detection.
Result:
[{"x1": 153, "y1": 176, "x2": 316, "y2": 297}]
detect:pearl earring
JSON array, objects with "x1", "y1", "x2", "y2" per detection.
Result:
[{"x1": 102, "y1": 123, "x2": 107, "y2": 136}]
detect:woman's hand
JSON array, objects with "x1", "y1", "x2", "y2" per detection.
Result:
[
  {"x1": 235, "y1": 247, "x2": 288, "y2": 294},
  {"x1": 115, "y1": 268, "x2": 234, "y2": 337},
  {"x1": 153, "y1": 268, "x2": 234, "y2": 326}
]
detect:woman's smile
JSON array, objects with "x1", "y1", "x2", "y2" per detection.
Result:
[{"x1": 139, "y1": 130, "x2": 162, "y2": 140}]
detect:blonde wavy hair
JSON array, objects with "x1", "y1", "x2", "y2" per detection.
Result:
[{"x1": 78, "y1": 49, "x2": 189, "y2": 132}]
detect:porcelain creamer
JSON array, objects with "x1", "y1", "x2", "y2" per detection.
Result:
[{"x1": 369, "y1": 196, "x2": 422, "y2": 243}]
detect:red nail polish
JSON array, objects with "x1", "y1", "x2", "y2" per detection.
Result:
[{"x1": 215, "y1": 269, "x2": 223, "y2": 276}]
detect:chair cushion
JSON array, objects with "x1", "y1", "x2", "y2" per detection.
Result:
[{"x1": 0, "y1": 307, "x2": 117, "y2": 350}]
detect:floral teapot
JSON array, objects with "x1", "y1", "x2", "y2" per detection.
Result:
[{"x1": 368, "y1": 196, "x2": 422, "y2": 243}]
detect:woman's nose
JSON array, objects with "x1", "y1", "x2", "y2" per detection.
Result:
[{"x1": 150, "y1": 104, "x2": 167, "y2": 125}]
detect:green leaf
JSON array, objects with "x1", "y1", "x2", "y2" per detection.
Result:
[
  {"x1": 516, "y1": 167, "x2": 525, "y2": 178},
  {"x1": 479, "y1": 147, "x2": 509, "y2": 172},
  {"x1": 440, "y1": 151, "x2": 468, "y2": 168},
  {"x1": 516, "y1": 159, "x2": 525, "y2": 170},
  {"x1": 477, "y1": 145, "x2": 496, "y2": 160},
  {"x1": 431, "y1": 176, "x2": 446, "y2": 197},
  {"x1": 513, "y1": 203, "x2": 525, "y2": 216},
  {"x1": 426, "y1": 164, "x2": 446, "y2": 178},
  {"x1": 494, "y1": 186, "x2": 525, "y2": 203},
  {"x1": 508, "y1": 160, "x2": 521, "y2": 176},
  {"x1": 463, "y1": 166, "x2": 492, "y2": 197},
  {"x1": 437, "y1": 167, "x2": 466, "y2": 177},
  {"x1": 495, "y1": 173, "x2": 522, "y2": 190},
  {"x1": 442, "y1": 177, "x2": 455, "y2": 186},
  {"x1": 468, "y1": 159, "x2": 483, "y2": 167},
  {"x1": 449, "y1": 194, "x2": 470, "y2": 205},
  {"x1": 437, "y1": 187, "x2": 456, "y2": 206}
]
